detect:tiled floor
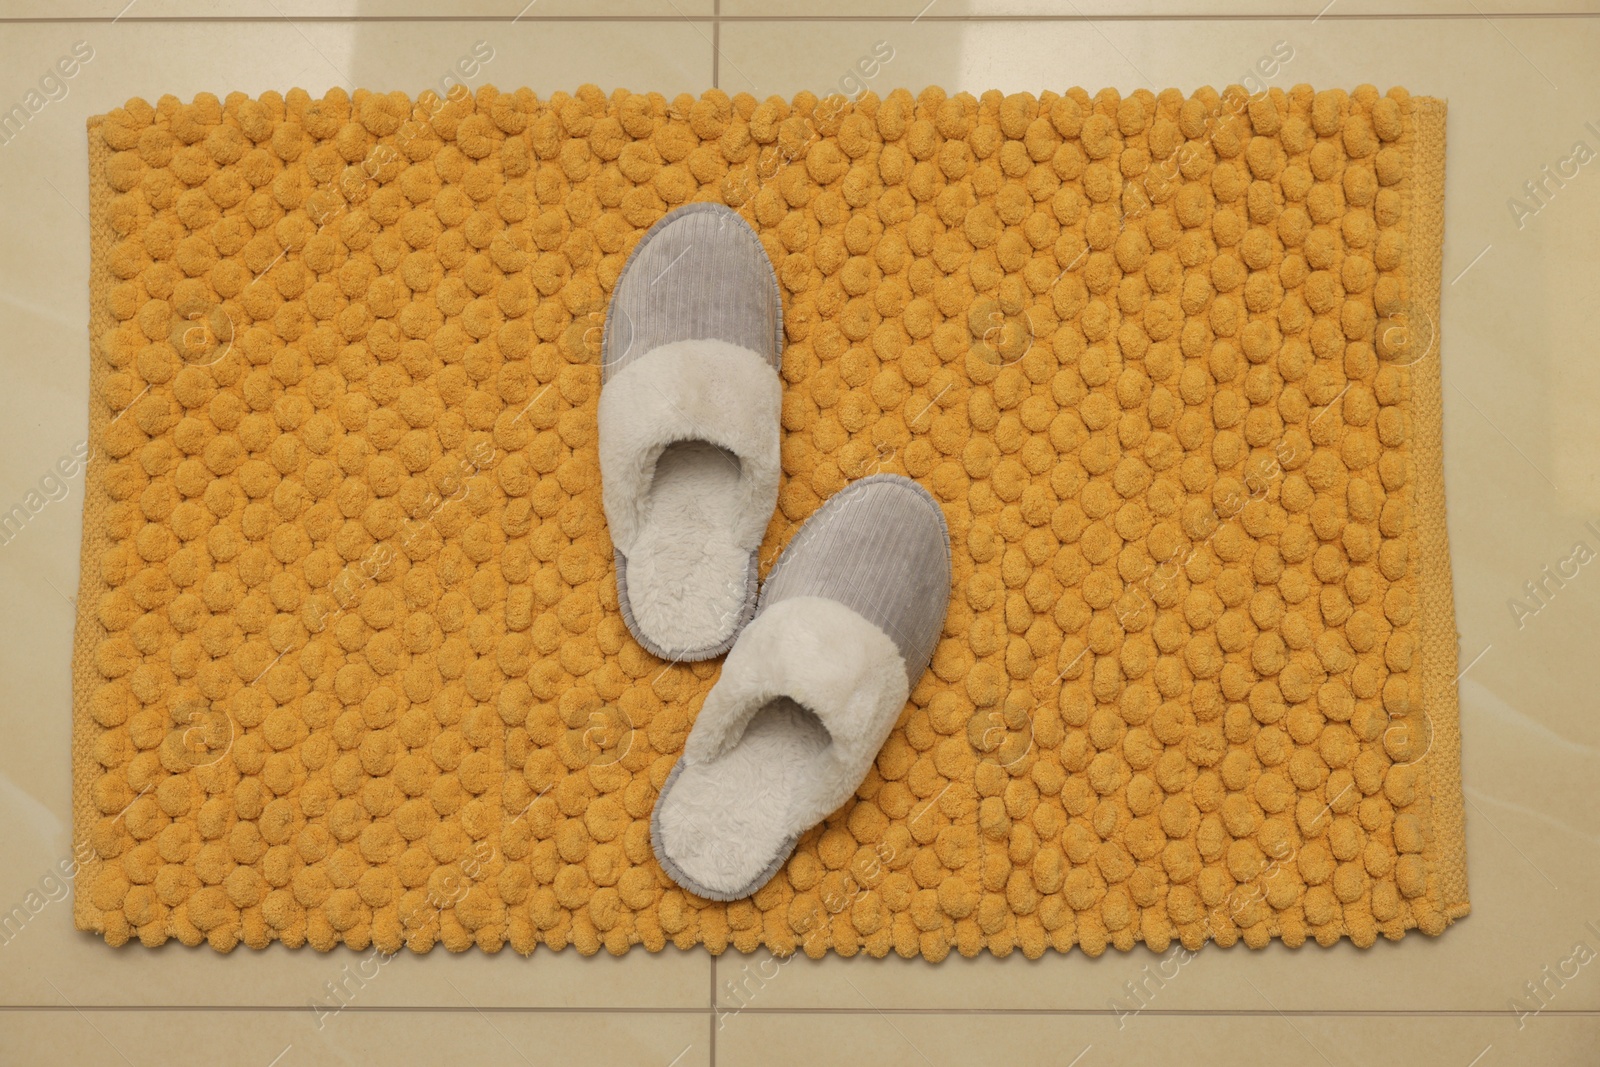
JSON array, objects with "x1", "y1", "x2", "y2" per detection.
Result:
[{"x1": 2, "y1": 3, "x2": 1599, "y2": 1065}]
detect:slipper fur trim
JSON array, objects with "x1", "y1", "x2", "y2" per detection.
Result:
[
  {"x1": 683, "y1": 595, "x2": 911, "y2": 833},
  {"x1": 598, "y1": 338, "x2": 781, "y2": 558}
]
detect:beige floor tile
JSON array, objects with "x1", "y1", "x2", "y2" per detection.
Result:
[
  {"x1": 5, "y1": 0, "x2": 715, "y2": 18},
  {"x1": 722, "y1": 1, "x2": 1600, "y2": 15},
  {"x1": 1, "y1": 1008, "x2": 711, "y2": 1067},
  {"x1": 708, "y1": 794, "x2": 1600, "y2": 1011},
  {"x1": 705, "y1": 14, "x2": 1600, "y2": 1011},
  {"x1": 7, "y1": 0, "x2": 1598, "y2": 16},
  {"x1": 714, "y1": 13, "x2": 1585, "y2": 103},
  {"x1": 708, "y1": 764, "x2": 1598, "y2": 1012},
  {"x1": 0, "y1": 910, "x2": 712, "y2": 1008},
  {"x1": 0, "y1": 19, "x2": 707, "y2": 149},
  {"x1": 0, "y1": 17, "x2": 712, "y2": 1009},
  {"x1": 716, "y1": 1011, "x2": 1597, "y2": 1067}
]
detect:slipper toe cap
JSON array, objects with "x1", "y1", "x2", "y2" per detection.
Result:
[
  {"x1": 758, "y1": 473, "x2": 953, "y2": 683},
  {"x1": 603, "y1": 202, "x2": 783, "y2": 380}
]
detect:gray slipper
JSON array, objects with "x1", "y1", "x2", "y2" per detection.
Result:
[
  {"x1": 599, "y1": 203, "x2": 784, "y2": 662},
  {"x1": 650, "y1": 474, "x2": 952, "y2": 901}
]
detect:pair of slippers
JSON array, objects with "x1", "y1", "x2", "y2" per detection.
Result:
[{"x1": 596, "y1": 203, "x2": 953, "y2": 902}]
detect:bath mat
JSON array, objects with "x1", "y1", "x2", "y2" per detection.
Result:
[{"x1": 72, "y1": 83, "x2": 1465, "y2": 959}]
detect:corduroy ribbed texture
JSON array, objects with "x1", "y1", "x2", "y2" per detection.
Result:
[
  {"x1": 759, "y1": 473, "x2": 951, "y2": 684},
  {"x1": 602, "y1": 201, "x2": 783, "y2": 380}
]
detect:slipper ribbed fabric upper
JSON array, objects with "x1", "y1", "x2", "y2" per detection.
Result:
[
  {"x1": 757, "y1": 474, "x2": 952, "y2": 686},
  {"x1": 602, "y1": 201, "x2": 783, "y2": 381}
]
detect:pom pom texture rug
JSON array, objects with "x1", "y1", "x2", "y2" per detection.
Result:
[{"x1": 72, "y1": 83, "x2": 1466, "y2": 960}]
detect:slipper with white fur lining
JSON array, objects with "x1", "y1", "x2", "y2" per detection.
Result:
[
  {"x1": 650, "y1": 474, "x2": 952, "y2": 901},
  {"x1": 599, "y1": 202, "x2": 783, "y2": 662}
]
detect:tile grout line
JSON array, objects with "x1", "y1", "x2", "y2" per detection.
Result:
[
  {"x1": 0, "y1": 1005, "x2": 710, "y2": 1014},
  {"x1": 2, "y1": 10, "x2": 1599, "y2": 20},
  {"x1": 2, "y1": 1005, "x2": 1598, "y2": 1016},
  {"x1": 701, "y1": 22, "x2": 722, "y2": 1066}
]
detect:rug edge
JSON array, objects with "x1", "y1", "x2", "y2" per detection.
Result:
[
  {"x1": 1406, "y1": 96, "x2": 1470, "y2": 923},
  {"x1": 67, "y1": 91, "x2": 1471, "y2": 954},
  {"x1": 71, "y1": 114, "x2": 116, "y2": 939}
]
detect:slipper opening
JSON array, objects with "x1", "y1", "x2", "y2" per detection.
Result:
[
  {"x1": 655, "y1": 696, "x2": 834, "y2": 899},
  {"x1": 624, "y1": 439, "x2": 751, "y2": 654}
]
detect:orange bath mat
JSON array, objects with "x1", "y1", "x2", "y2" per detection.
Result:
[{"x1": 72, "y1": 82, "x2": 1466, "y2": 959}]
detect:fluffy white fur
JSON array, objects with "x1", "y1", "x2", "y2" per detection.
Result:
[
  {"x1": 598, "y1": 338, "x2": 780, "y2": 556},
  {"x1": 654, "y1": 698, "x2": 831, "y2": 897},
  {"x1": 656, "y1": 596, "x2": 910, "y2": 897},
  {"x1": 622, "y1": 440, "x2": 750, "y2": 652}
]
